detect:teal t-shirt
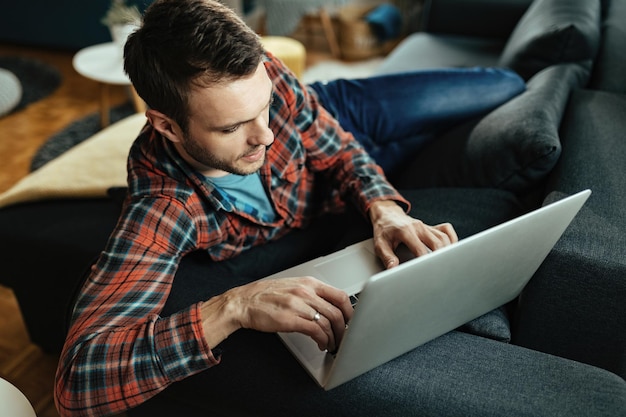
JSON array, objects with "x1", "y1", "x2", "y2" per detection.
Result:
[{"x1": 207, "y1": 172, "x2": 277, "y2": 223}]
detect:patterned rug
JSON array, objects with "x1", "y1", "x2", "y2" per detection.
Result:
[
  {"x1": 0, "y1": 55, "x2": 62, "y2": 114},
  {"x1": 30, "y1": 102, "x2": 136, "y2": 171}
]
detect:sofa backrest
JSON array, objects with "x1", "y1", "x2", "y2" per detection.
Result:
[
  {"x1": 421, "y1": 0, "x2": 532, "y2": 39},
  {"x1": 497, "y1": 0, "x2": 602, "y2": 81},
  {"x1": 588, "y1": 0, "x2": 626, "y2": 94}
]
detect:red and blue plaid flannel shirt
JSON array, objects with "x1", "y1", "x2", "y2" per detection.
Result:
[{"x1": 55, "y1": 53, "x2": 408, "y2": 416}]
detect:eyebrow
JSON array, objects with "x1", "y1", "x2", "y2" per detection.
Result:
[{"x1": 212, "y1": 89, "x2": 274, "y2": 132}]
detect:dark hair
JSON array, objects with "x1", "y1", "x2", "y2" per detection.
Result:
[{"x1": 124, "y1": 0, "x2": 264, "y2": 132}]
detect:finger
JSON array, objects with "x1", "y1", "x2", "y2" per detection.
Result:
[
  {"x1": 297, "y1": 315, "x2": 333, "y2": 351},
  {"x1": 418, "y1": 226, "x2": 451, "y2": 251},
  {"x1": 435, "y1": 222, "x2": 459, "y2": 243},
  {"x1": 313, "y1": 286, "x2": 352, "y2": 347},
  {"x1": 410, "y1": 235, "x2": 435, "y2": 257},
  {"x1": 313, "y1": 312, "x2": 337, "y2": 352},
  {"x1": 315, "y1": 284, "x2": 353, "y2": 322},
  {"x1": 300, "y1": 307, "x2": 342, "y2": 352},
  {"x1": 407, "y1": 222, "x2": 457, "y2": 252},
  {"x1": 281, "y1": 278, "x2": 348, "y2": 351},
  {"x1": 394, "y1": 227, "x2": 433, "y2": 258},
  {"x1": 374, "y1": 235, "x2": 401, "y2": 269}
]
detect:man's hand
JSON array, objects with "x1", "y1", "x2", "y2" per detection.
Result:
[
  {"x1": 369, "y1": 200, "x2": 458, "y2": 269},
  {"x1": 200, "y1": 277, "x2": 353, "y2": 352}
]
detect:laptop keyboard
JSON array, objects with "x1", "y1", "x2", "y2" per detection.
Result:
[{"x1": 349, "y1": 293, "x2": 360, "y2": 307}]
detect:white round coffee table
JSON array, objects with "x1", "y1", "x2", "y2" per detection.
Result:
[
  {"x1": 73, "y1": 42, "x2": 145, "y2": 127},
  {"x1": 0, "y1": 377, "x2": 36, "y2": 417}
]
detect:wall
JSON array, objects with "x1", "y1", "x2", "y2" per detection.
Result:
[{"x1": 0, "y1": 0, "x2": 151, "y2": 51}]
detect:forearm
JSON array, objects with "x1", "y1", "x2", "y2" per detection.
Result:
[
  {"x1": 55, "y1": 198, "x2": 215, "y2": 416},
  {"x1": 56, "y1": 303, "x2": 217, "y2": 417},
  {"x1": 301, "y1": 102, "x2": 409, "y2": 215},
  {"x1": 269, "y1": 53, "x2": 409, "y2": 216},
  {"x1": 336, "y1": 139, "x2": 410, "y2": 215}
]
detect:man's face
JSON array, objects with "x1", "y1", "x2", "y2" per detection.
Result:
[{"x1": 176, "y1": 62, "x2": 275, "y2": 177}]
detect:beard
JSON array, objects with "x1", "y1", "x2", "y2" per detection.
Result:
[{"x1": 180, "y1": 134, "x2": 266, "y2": 176}]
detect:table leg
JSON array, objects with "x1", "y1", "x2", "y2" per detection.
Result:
[
  {"x1": 100, "y1": 83, "x2": 110, "y2": 128},
  {"x1": 130, "y1": 86, "x2": 147, "y2": 114},
  {"x1": 319, "y1": 8, "x2": 341, "y2": 59}
]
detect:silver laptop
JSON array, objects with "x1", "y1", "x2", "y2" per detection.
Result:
[{"x1": 265, "y1": 189, "x2": 591, "y2": 390}]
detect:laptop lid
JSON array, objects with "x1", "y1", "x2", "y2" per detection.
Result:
[{"x1": 274, "y1": 190, "x2": 591, "y2": 389}]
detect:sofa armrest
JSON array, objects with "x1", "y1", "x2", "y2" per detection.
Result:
[
  {"x1": 0, "y1": 198, "x2": 123, "y2": 353},
  {"x1": 422, "y1": 0, "x2": 532, "y2": 39},
  {"x1": 515, "y1": 240, "x2": 626, "y2": 379},
  {"x1": 513, "y1": 89, "x2": 626, "y2": 379}
]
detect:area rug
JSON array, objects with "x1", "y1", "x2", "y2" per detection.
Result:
[
  {"x1": 31, "y1": 102, "x2": 136, "y2": 171},
  {"x1": 30, "y1": 58, "x2": 382, "y2": 170},
  {"x1": 0, "y1": 55, "x2": 62, "y2": 114},
  {"x1": 0, "y1": 113, "x2": 146, "y2": 209}
]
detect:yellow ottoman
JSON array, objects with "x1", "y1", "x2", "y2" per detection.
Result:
[{"x1": 261, "y1": 36, "x2": 306, "y2": 79}]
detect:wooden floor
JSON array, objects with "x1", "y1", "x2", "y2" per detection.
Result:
[
  {"x1": 0, "y1": 42, "x2": 130, "y2": 417},
  {"x1": 0, "y1": 44, "x2": 130, "y2": 195},
  {"x1": 0, "y1": 35, "x2": 337, "y2": 416}
]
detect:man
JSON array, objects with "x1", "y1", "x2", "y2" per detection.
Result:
[{"x1": 54, "y1": 1, "x2": 525, "y2": 416}]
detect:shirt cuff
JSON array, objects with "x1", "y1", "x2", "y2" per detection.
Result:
[{"x1": 153, "y1": 303, "x2": 221, "y2": 382}]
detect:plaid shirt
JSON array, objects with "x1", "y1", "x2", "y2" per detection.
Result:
[{"x1": 55, "y1": 53, "x2": 408, "y2": 417}]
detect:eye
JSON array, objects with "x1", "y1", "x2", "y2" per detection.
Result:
[{"x1": 222, "y1": 125, "x2": 240, "y2": 134}]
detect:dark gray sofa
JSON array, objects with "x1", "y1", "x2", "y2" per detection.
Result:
[
  {"x1": 0, "y1": 0, "x2": 625, "y2": 415},
  {"x1": 377, "y1": 0, "x2": 626, "y2": 383}
]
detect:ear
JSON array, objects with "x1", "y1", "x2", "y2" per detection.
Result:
[{"x1": 146, "y1": 109, "x2": 184, "y2": 143}]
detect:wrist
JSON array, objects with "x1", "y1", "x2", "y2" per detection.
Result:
[
  {"x1": 200, "y1": 291, "x2": 242, "y2": 348},
  {"x1": 368, "y1": 200, "x2": 403, "y2": 224}
]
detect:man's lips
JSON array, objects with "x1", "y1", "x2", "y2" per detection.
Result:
[{"x1": 242, "y1": 147, "x2": 265, "y2": 162}]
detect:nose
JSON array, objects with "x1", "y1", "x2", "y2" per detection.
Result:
[{"x1": 249, "y1": 116, "x2": 275, "y2": 147}]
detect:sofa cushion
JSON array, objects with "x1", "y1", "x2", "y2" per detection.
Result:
[
  {"x1": 457, "y1": 305, "x2": 511, "y2": 343},
  {"x1": 396, "y1": 63, "x2": 589, "y2": 194},
  {"x1": 463, "y1": 63, "x2": 589, "y2": 192},
  {"x1": 130, "y1": 330, "x2": 626, "y2": 417},
  {"x1": 498, "y1": 0, "x2": 601, "y2": 80}
]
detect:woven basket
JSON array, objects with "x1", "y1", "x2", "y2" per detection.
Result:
[{"x1": 337, "y1": 4, "x2": 386, "y2": 61}]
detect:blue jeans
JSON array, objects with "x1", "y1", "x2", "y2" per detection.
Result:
[{"x1": 309, "y1": 67, "x2": 525, "y2": 174}]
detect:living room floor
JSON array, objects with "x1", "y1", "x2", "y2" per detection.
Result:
[
  {"x1": 0, "y1": 33, "x2": 353, "y2": 416},
  {"x1": 0, "y1": 42, "x2": 117, "y2": 417}
]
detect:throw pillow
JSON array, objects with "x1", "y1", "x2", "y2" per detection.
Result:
[
  {"x1": 394, "y1": 63, "x2": 590, "y2": 192},
  {"x1": 458, "y1": 306, "x2": 512, "y2": 343},
  {"x1": 465, "y1": 63, "x2": 589, "y2": 193},
  {"x1": 498, "y1": 0, "x2": 601, "y2": 80}
]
